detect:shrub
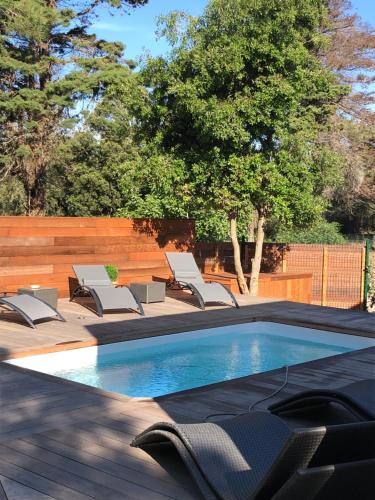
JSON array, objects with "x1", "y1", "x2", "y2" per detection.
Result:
[
  {"x1": 105, "y1": 265, "x2": 119, "y2": 282},
  {"x1": 273, "y1": 220, "x2": 347, "y2": 244}
]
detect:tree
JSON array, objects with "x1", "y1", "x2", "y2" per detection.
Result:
[
  {"x1": 319, "y1": 0, "x2": 375, "y2": 234},
  {"x1": 143, "y1": 0, "x2": 346, "y2": 294},
  {"x1": 0, "y1": 0, "x2": 147, "y2": 214}
]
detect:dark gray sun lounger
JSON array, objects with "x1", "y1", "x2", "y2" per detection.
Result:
[
  {"x1": 0, "y1": 293, "x2": 65, "y2": 329},
  {"x1": 132, "y1": 413, "x2": 375, "y2": 500},
  {"x1": 165, "y1": 252, "x2": 239, "y2": 310},
  {"x1": 71, "y1": 265, "x2": 144, "y2": 316},
  {"x1": 269, "y1": 379, "x2": 375, "y2": 422},
  {"x1": 273, "y1": 459, "x2": 375, "y2": 500}
]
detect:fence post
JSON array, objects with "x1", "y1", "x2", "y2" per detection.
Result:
[
  {"x1": 321, "y1": 246, "x2": 328, "y2": 306},
  {"x1": 282, "y1": 245, "x2": 287, "y2": 273},
  {"x1": 362, "y1": 239, "x2": 371, "y2": 310}
]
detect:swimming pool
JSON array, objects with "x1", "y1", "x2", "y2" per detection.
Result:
[{"x1": 7, "y1": 322, "x2": 374, "y2": 398}]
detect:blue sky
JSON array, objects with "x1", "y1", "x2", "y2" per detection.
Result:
[
  {"x1": 91, "y1": 0, "x2": 375, "y2": 62},
  {"x1": 90, "y1": 0, "x2": 207, "y2": 61}
]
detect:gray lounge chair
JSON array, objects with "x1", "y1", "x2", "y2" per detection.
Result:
[
  {"x1": 132, "y1": 413, "x2": 375, "y2": 500},
  {"x1": 0, "y1": 293, "x2": 65, "y2": 329},
  {"x1": 269, "y1": 379, "x2": 375, "y2": 422},
  {"x1": 71, "y1": 265, "x2": 144, "y2": 317},
  {"x1": 165, "y1": 252, "x2": 239, "y2": 310}
]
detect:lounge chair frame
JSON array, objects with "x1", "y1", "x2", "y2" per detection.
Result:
[{"x1": 0, "y1": 293, "x2": 66, "y2": 329}]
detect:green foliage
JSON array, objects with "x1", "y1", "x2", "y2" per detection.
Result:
[
  {"x1": 105, "y1": 265, "x2": 119, "y2": 281},
  {"x1": 0, "y1": 0, "x2": 147, "y2": 213},
  {"x1": 0, "y1": 177, "x2": 27, "y2": 215},
  {"x1": 143, "y1": 0, "x2": 346, "y2": 234},
  {"x1": 116, "y1": 153, "x2": 190, "y2": 219},
  {"x1": 271, "y1": 219, "x2": 347, "y2": 244},
  {"x1": 45, "y1": 132, "x2": 128, "y2": 216}
]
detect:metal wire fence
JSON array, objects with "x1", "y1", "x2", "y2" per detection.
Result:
[{"x1": 195, "y1": 241, "x2": 367, "y2": 310}]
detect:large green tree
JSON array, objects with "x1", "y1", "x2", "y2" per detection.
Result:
[
  {"x1": 142, "y1": 0, "x2": 346, "y2": 294},
  {"x1": 0, "y1": 0, "x2": 147, "y2": 214}
]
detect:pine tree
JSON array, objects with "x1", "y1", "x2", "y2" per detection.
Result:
[{"x1": 0, "y1": 0, "x2": 147, "y2": 214}]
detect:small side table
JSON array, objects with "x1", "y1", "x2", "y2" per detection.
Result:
[
  {"x1": 130, "y1": 282, "x2": 166, "y2": 303},
  {"x1": 18, "y1": 287, "x2": 58, "y2": 309}
]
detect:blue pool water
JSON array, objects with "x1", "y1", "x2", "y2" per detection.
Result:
[{"x1": 9, "y1": 322, "x2": 373, "y2": 398}]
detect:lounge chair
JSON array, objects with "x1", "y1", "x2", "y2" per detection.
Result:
[
  {"x1": 71, "y1": 265, "x2": 144, "y2": 317},
  {"x1": 132, "y1": 413, "x2": 375, "y2": 500},
  {"x1": 0, "y1": 293, "x2": 65, "y2": 329},
  {"x1": 165, "y1": 252, "x2": 239, "y2": 310},
  {"x1": 268, "y1": 379, "x2": 375, "y2": 422},
  {"x1": 273, "y1": 459, "x2": 375, "y2": 500}
]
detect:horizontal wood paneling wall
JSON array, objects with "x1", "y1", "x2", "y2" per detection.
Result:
[{"x1": 0, "y1": 217, "x2": 194, "y2": 297}]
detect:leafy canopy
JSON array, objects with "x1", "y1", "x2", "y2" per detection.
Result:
[{"x1": 143, "y1": 0, "x2": 347, "y2": 229}]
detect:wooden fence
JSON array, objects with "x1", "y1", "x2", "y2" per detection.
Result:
[
  {"x1": 0, "y1": 217, "x2": 194, "y2": 297},
  {"x1": 195, "y1": 242, "x2": 366, "y2": 309}
]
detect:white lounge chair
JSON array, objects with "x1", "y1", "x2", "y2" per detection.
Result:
[
  {"x1": 71, "y1": 265, "x2": 144, "y2": 317},
  {"x1": 165, "y1": 252, "x2": 239, "y2": 310}
]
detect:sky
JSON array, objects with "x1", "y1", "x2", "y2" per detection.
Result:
[
  {"x1": 90, "y1": 0, "x2": 208, "y2": 62},
  {"x1": 90, "y1": 0, "x2": 375, "y2": 62}
]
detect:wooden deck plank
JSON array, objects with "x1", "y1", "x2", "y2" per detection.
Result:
[
  {"x1": 0, "y1": 441, "x2": 179, "y2": 500},
  {"x1": 21, "y1": 435, "x2": 194, "y2": 499},
  {"x1": 0, "y1": 473, "x2": 56, "y2": 500},
  {"x1": 0, "y1": 458, "x2": 91, "y2": 500}
]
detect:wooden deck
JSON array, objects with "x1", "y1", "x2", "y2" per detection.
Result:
[{"x1": 0, "y1": 294, "x2": 374, "y2": 499}]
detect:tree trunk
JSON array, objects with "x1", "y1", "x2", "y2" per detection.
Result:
[
  {"x1": 249, "y1": 213, "x2": 265, "y2": 297},
  {"x1": 247, "y1": 209, "x2": 258, "y2": 242},
  {"x1": 229, "y1": 213, "x2": 249, "y2": 294},
  {"x1": 213, "y1": 243, "x2": 220, "y2": 272}
]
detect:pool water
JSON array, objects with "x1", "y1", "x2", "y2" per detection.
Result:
[{"x1": 7, "y1": 322, "x2": 374, "y2": 398}]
